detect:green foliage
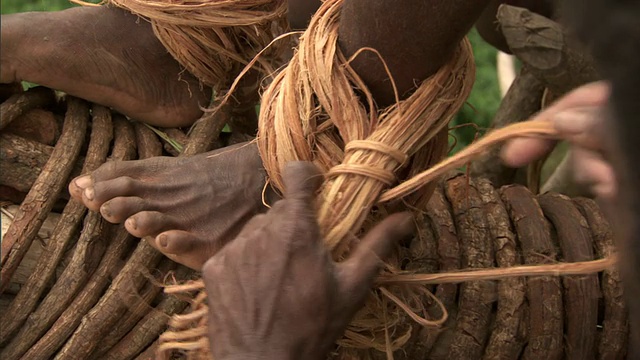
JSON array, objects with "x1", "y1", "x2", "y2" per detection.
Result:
[
  {"x1": 450, "y1": 29, "x2": 502, "y2": 154},
  {"x1": 1, "y1": 0, "x2": 79, "y2": 14}
]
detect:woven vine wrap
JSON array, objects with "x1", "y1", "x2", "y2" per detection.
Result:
[
  {"x1": 255, "y1": 0, "x2": 474, "y2": 352},
  {"x1": 90, "y1": 0, "x2": 288, "y2": 91},
  {"x1": 258, "y1": 0, "x2": 475, "y2": 254}
]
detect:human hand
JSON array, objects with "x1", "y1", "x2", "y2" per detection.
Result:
[
  {"x1": 202, "y1": 161, "x2": 415, "y2": 360},
  {"x1": 501, "y1": 81, "x2": 616, "y2": 199}
]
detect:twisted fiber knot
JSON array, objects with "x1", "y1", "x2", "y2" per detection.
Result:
[
  {"x1": 326, "y1": 140, "x2": 409, "y2": 186},
  {"x1": 256, "y1": 0, "x2": 475, "y2": 352},
  {"x1": 258, "y1": 0, "x2": 475, "y2": 254},
  {"x1": 102, "y1": 0, "x2": 289, "y2": 90},
  {"x1": 345, "y1": 140, "x2": 409, "y2": 165}
]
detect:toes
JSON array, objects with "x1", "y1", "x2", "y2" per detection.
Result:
[
  {"x1": 125, "y1": 211, "x2": 179, "y2": 238},
  {"x1": 83, "y1": 176, "x2": 143, "y2": 211},
  {"x1": 152, "y1": 230, "x2": 220, "y2": 270},
  {"x1": 91, "y1": 157, "x2": 171, "y2": 183},
  {"x1": 69, "y1": 175, "x2": 93, "y2": 202},
  {"x1": 99, "y1": 196, "x2": 149, "y2": 224}
]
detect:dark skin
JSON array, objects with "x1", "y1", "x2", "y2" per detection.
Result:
[
  {"x1": 203, "y1": 162, "x2": 415, "y2": 360},
  {"x1": 58, "y1": 0, "x2": 498, "y2": 269},
  {"x1": 290, "y1": 1, "x2": 493, "y2": 105},
  {"x1": 68, "y1": 142, "x2": 278, "y2": 270},
  {"x1": 338, "y1": 0, "x2": 492, "y2": 106},
  {"x1": 1, "y1": 0, "x2": 557, "y2": 292},
  {"x1": 2, "y1": 1, "x2": 578, "y2": 356},
  {"x1": 0, "y1": 6, "x2": 210, "y2": 127}
]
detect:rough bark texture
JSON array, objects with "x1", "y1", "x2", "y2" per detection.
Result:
[
  {"x1": 445, "y1": 175, "x2": 496, "y2": 359},
  {"x1": 1, "y1": 88, "x2": 629, "y2": 359},
  {"x1": 0, "y1": 87, "x2": 56, "y2": 131},
  {"x1": 500, "y1": 185, "x2": 563, "y2": 360},
  {"x1": 4, "y1": 108, "x2": 60, "y2": 145},
  {"x1": 425, "y1": 183, "x2": 461, "y2": 360},
  {"x1": 0, "y1": 97, "x2": 88, "y2": 293},
  {"x1": 103, "y1": 266, "x2": 194, "y2": 360},
  {"x1": 482, "y1": 178, "x2": 526, "y2": 360},
  {"x1": 182, "y1": 102, "x2": 231, "y2": 156},
  {"x1": 469, "y1": 69, "x2": 545, "y2": 186},
  {"x1": 18, "y1": 116, "x2": 137, "y2": 360},
  {"x1": 538, "y1": 193, "x2": 599, "y2": 360},
  {"x1": 0, "y1": 105, "x2": 113, "y2": 358},
  {"x1": 574, "y1": 198, "x2": 629, "y2": 360},
  {"x1": 91, "y1": 259, "x2": 176, "y2": 358},
  {"x1": 134, "y1": 122, "x2": 163, "y2": 159},
  {"x1": 498, "y1": 5, "x2": 599, "y2": 95},
  {"x1": 0, "y1": 133, "x2": 84, "y2": 195}
]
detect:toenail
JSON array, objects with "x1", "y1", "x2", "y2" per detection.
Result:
[
  {"x1": 84, "y1": 187, "x2": 95, "y2": 201},
  {"x1": 75, "y1": 176, "x2": 92, "y2": 189},
  {"x1": 158, "y1": 234, "x2": 168, "y2": 248},
  {"x1": 126, "y1": 218, "x2": 137, "y2": 230},
  {"x1": 100, "y1": 204, "x2": 111, "y2": 218}
]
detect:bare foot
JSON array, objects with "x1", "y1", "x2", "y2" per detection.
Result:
[
  {"x1": 0, "y1": 5, "x2": 211, "y2": 127},
  {"x1": 68, "y1": 142, "x2": 275, "y2": 269}
]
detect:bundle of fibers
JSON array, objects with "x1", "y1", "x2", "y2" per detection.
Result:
[
  {"x1": 159, "y1": 0, "x2": 474, "y2": 356},
  {"x1": 156, "y1": 0, "x2": 614, "y2": 358},
  {"x1": 75, "y1": 0, "x2": 289, "y2": 93}
]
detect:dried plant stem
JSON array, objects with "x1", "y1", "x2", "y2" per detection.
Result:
[
  {"x1": 19, "y1": 115, "x2": 137, "y2": 360},
  {"x1": 0, "y1": 87, "x2": 55, "y2": 130},
  {"x1": 0, "y1": 97, "x2": 88, "y2": 293},
  {"x1": 375, "y1": 257, "x2": 615, "y2": 285},
  {"x1": 0, "y1": 105, "x2": 113, "y2": 358}
]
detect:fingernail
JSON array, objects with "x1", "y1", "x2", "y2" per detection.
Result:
[
  {"x1": 157, "y1": 234, "x2": 168, "y2": 248},
  {"x1": 75, "y1": 175, "x2": 92, "y2": 189},
  {"x1": 84, "y1": 187, "x2": 95, "y2": 201}
]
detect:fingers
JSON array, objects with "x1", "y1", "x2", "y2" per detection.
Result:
[
  {"x1": 337, "y1": 212, "x2": 415, "y2": 304},
  {"x1": 281, "y1": 161, "x2": 324, "y2": 201},
  {"x1": 544, "y1": 81, "x2": 610, "y2": 113},
  {"x1": 571, "y1": 147, "x2": 617, "y2": 200},
  {"x1": 502, "y1": 81, "x2": 611, "y2": 167},
  {"x1": 553, "y1": 107, "x2": 607, "y2": 151},
  {"x1": 234, "y1": 214, "x2": 268, "y2": 238},
  {"x1": 501, "y1": 138, "x2": 557, "y2": 168}
]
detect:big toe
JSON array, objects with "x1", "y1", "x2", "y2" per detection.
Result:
[
  {"x1": 151, "y1": 230, "x2": 220, "y2": 270},
  {"x1": 69, "y1": 175, "x2": 94, "y2": 203}
]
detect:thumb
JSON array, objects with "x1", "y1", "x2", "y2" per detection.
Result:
[
  {"x1": 337, "y1": 212, "x2": 415, "y2": 308},
  {"x1": 282, "y1": 161, "x2": 324, "y2": 201}
]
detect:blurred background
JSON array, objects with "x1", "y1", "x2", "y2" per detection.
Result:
[{"x1": 1, "y1": 0, "x2": 503, "y2": 152}]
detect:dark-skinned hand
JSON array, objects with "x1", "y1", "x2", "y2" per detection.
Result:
[{"x1": 202, "y1": 161, "x2": 415, "y2": 360}]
